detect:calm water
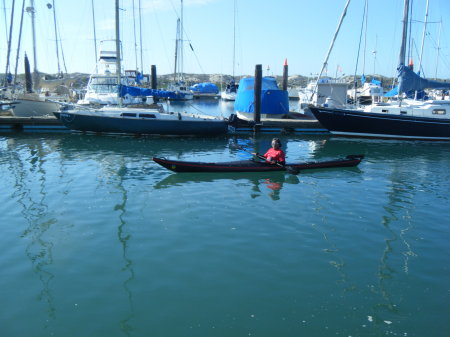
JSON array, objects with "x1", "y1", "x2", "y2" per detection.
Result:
[{"x1": 1, "y1": 101, "x2": 449, "y2": 337}]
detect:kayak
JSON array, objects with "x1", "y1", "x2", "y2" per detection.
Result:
[{"x1": 153, "y1": 155, "x2": 364, "y2": 173}]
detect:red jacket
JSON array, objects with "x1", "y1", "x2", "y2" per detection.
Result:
[{"x1": 264, "y1": 148, "x2": 285, "y2": 163}]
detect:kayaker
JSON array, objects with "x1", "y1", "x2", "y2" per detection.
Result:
[{"x1": 254, "y1": 138, "x2": 286, "y2": 165}]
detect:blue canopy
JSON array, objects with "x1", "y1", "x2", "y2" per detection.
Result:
[
  {"x1": 190, "y1": 82, "x2": 219, "y2": 94},
  {"x1": 119, "y1": 85, "x2": 176, "y2": 99},
  {"x1": 234, "y1": 77, "x2": 289, "y2": 115}
]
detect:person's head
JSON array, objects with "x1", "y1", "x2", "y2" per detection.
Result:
[{"x1": 271, "y1": 138, "x2": 282, "y2": 149}]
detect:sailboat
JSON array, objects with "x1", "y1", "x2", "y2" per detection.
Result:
[
  {"x1": 167, "y1": 0, "x2": 193, "y2": 101},
  {"x1": 220, "y1": 0, "x2": 238, "y2": 101},
  {"x1": 310, "y1": 0, "x2": 450, "y2": 140},
  {"x1": 54, "y1": 0, "x2": 230, "y2": 136},
  {"x1": 2, "y1": 0, "x2": 61, "y2": 117}
]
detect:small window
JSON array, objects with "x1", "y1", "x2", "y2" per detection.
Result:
[
  {"x1": 400, "y1": 110, "x2": 407, "y2": 115},
  {"x1": 433, "y1": 109, "x2": 446, "y2": 115},
  {"x1": 121, "y1": 113, "x2": 137, "y2": 117},
  {"x1": 140, "y1": 114, "x2": 156, "y2": 118},
  {"x1": 382, "y1": 109, "x2": 389, "y2": 113}
]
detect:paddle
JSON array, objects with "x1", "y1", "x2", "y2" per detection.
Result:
[{"x1": 231, "y1": 143, "x2": 300, "y2": 175}]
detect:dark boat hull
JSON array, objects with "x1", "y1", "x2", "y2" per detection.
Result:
[
  {"x1": 310, "y1": 106, "x2": 450, "y2": 140},
  {"x1": 153, "y1": 155, "x2": 364, "y2": 173},
  {"x1": 54, "y1": 112, "x2": 229, "y2": 136}
]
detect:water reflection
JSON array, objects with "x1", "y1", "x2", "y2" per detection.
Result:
[
  {"x1": 154, "y1": 172, "x2": 299, "y2": 201},
  {"x1": 8, "y1": 138, "x2": 57, "y2": 328},
  {"x1": 115, "y1": 162, "x2": 135, "y2": 336}
]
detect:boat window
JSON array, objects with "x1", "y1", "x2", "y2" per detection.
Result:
[
  {"x1": 382, "y1": 109, "x2": 389, "y2": 113},
  {"x1": 89, "y1": 77, "x2": 119, "y2": 93},
  {"x1": 433, "y1": 109, "x2": 446, "y2": 115},
  {"x1": 140, "y1": 114, "x2": 156, "y2": 118},
  {"x1": 400, "y1": 110, "x2": 407, "y2": 114},
  {"x1": 121, "y1": 113, "x2": 137, "y2": 117}
]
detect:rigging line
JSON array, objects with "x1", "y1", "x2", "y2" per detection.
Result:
[
  {"x1": 51, "y1": 0, "x2": 61, "y2": 75},
  {"x1": 58, "y1": 31, "x2": 68, "y2": 74},
  {"x1": 362, "y1": 0, "x2": 368, "y2": 74},
  {"x1": 91, "y1": 0, "x2": 98, "y2": 72},
  {"x1": 353, "y1": 0, "x2": 368, "y2": 99},
  {"x1": 2, "y1": 0, "x2": 8, "y2": 42},
  {"x1": 150, "y1": 2, "x2": 171, "y2": 73},
  {"x1": 132, "y1": 0, "x2": 138, "y2": 70},
  {"x1": 138, "y1": 0, "x2": 143, "y2": 73},
  {"x1": 4, "y1": 0, "x2": 15, "y2": 86},
  {"x1": 13, "y1": 0, "x2": 26, "y2": 89}
]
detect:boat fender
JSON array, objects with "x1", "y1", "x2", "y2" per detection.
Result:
[{"x1": 178, "y1": 112, "x2": 182, "y2": 120}]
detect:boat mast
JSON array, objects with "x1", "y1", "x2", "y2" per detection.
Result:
[
  {"x1": 173, "y1": 18, "x2": 180, "y2": 82},
  {"x1": 180, "y1": 0, "x2": 184, "y2": 82},
  {"x1": 115, "y1": 0, "x2": 122, "y2": 106},
  {"x1": 132, "y1": 0, "x2": 138, "y2": 71},
  {"x1": 13, "y1": 0, "x2": 26, "y2": 90},
  {"x1": 138, "y1": 0, "x2": 143, "y2": 72},
  {"x1": 434, "y1": 20, "x2": 441, "y2": 80},
  {"x1": 3, "y1": 0, "x2": 15, "y2": 87},
  {"x1": 91, "y1": 0, "x2": 98, "y2": 73},
  {"x1": 417, "y1": 0, "x2": 429, "y2": 75},
  {"x1": 398, "y1": 0, "x2": 410, "y2": 67},
  {"x1": 28, "y1": 0, "x2": 39, "y2": 91},
  {"x1": 311, "y1": 0, "x2": 351, "y2": 101},
  {"x1": 51, "y1": 0, "x2": 61, "y2": 76},
  {"x1": 232, "y1": 0, "x2": 236, "y2": 80}
]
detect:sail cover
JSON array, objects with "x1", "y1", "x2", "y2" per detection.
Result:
[
  {"x1": 120, "y1": 85, "x2": 176, "y2": 99},
  {"x1": 398, "y1": 65, "x2": 450, "y2": 94},
  {"x1": 190, "y1": 82, "x2": 219, "y2": 94}
]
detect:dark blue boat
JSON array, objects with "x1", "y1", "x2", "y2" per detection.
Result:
[{"x1": 54, "y1": 107, "x2": 230, "y2": 136}]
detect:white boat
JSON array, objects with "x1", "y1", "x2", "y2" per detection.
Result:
[
  {"x1": 220, "y1": 81, "x2": 238, "y2": 101},
  {"x1": 298, "y1": 78, "x2": 348, "y2": 115},
  {"x1": 77, "y1": 42, "x2": 152, "y2": 106}
]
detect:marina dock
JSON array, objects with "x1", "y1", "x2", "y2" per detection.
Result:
[
  {"x1": 0, "y1": 114, "x2": 327, "y2": 134},
  {"x1": 0, "y1": 116, "x2": 67, "y2": 132}
]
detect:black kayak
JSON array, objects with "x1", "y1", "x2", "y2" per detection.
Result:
[{"x1": 153, "y1": 155, "x2": 364, "y2": 173}]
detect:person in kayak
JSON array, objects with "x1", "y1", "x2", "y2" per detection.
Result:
[{"x1": 254, "y1": 138, "x2": 286, "y2": 165}]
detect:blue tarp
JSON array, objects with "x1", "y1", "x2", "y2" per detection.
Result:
[
  {"x1": 384, "y1": 86, "x2": 398, "y2": 97},
  {"x1": 398, "y1": 65, "x2": 450, "y2": 94},
  {"x1": 119, "y1": 85, "x2": 176, "y2": 99},
  {"x1": 190, "y1": 82, "x2": 219, "y2": 94},
  {"x1": 234, "y1": 77, "x2": 289, "y2": 115}
]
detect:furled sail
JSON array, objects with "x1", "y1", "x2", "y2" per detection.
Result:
[{"x1": 398, "y1": 65, "x2": 450, "y2": 94}]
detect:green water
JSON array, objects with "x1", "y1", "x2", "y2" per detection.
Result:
[{"x1": 0, "y1": 133, "x2": 449, "y2": 337}]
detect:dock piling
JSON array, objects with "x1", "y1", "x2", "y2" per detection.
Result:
[{"x1": 254, "y1": 64, "x2": 262, "y2": 132}]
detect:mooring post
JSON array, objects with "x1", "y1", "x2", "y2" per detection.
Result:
[
  {"x1": 282, "y1": 59, "x2": 288, "y2": 91},
  {"x1": 254, "y1": 64, "x2": 262, "y2": 132},
  {"x1": 151, "y1": 65, "x2": 158, "y2": 103}
]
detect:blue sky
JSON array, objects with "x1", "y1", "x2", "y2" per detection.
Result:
[{"x1": 2, "y1": 0, "x2": 450, "y2": 79}]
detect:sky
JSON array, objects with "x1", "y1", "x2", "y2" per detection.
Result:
[{"x1": 2, "y1": 0, "x2": 450, "y2": 80}]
